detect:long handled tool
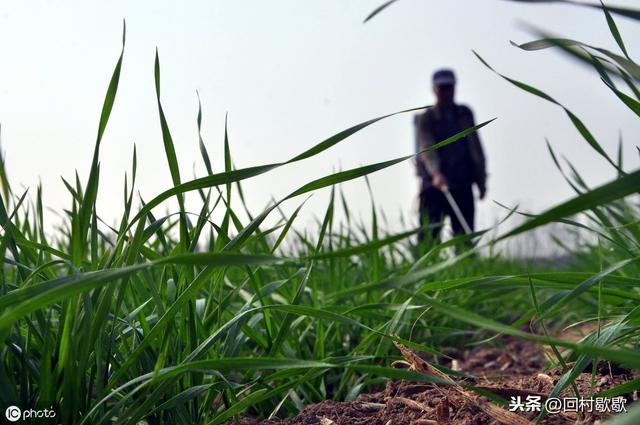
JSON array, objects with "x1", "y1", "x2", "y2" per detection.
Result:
[{"x1": 442, "y1": 186, "x2": 472, "y2": 235}]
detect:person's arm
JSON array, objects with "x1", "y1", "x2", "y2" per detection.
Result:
[
  {"x1": 413, "y1": 114, "x2": 428, "y2": 179},
  {"x1": 418, "y1": 111, "x2": 447, "y2": 190},
  {"x1": 463, "y1": 107, "x2": 487, "y2": 199}
]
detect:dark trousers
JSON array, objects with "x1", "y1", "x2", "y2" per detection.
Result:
[{"x1": 418, "y1": 185, "x2": 475, "y2": 243}]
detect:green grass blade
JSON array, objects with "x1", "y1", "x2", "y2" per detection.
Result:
[{"x1": 497, "y1": 170, "x2": 640, "y2": 240}]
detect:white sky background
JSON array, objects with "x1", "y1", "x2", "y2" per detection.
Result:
[{"x1": 1, "y1": 0, "x2": 639, "y2": 255}]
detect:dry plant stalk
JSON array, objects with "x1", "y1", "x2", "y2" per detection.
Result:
[
  {"x1": 397, "y1": 397, "x2": 433, "y2": 413},
  {"x1": 394, "y1": 342, "x2": 533, "y2": 425}
]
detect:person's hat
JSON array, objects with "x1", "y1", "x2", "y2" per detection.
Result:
[{"x1": 432, "y1": 69, "x2": 456, "y2": 86}]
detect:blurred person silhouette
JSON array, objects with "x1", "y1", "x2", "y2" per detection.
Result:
[{"x1": 414, "y1": 69, "x2": 487, "y2": 245}]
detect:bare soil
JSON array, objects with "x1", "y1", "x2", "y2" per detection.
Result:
[{"x1": 229, "y1": 337, "x2": 638, "y2": 424}]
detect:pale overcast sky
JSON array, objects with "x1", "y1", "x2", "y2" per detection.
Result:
[{"x1": 1, "y1": 1, "x2": 639, "y2": 251}]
